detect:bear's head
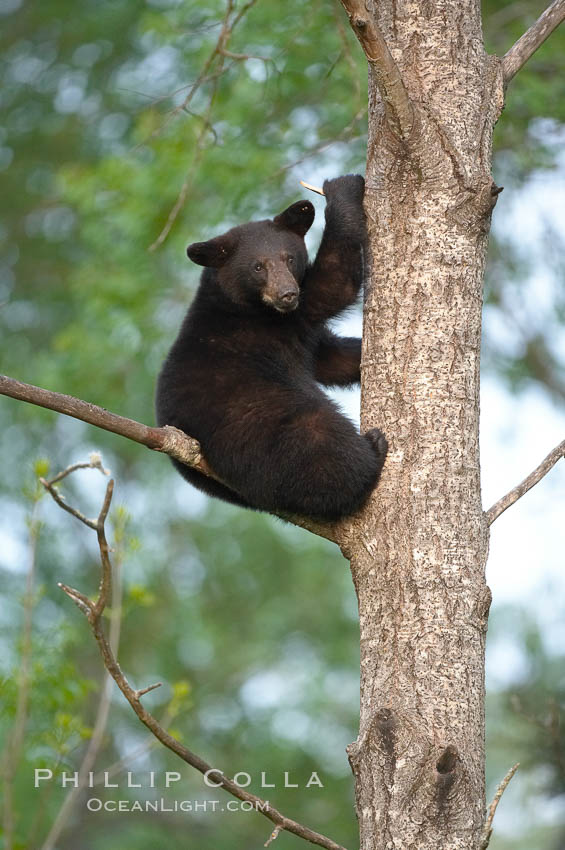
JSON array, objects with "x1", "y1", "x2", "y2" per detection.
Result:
[{"x1": 186, "y1": 200, "x2": 315, "y2": 314}]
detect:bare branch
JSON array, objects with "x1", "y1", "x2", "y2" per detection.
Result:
[
  {"x1": 338, "y1": 0, "x2": 415, "y2": 139},
  {"x1": 39, "y1": 459, "x2": 113, "y2": 532},
  {"x1": 48, "y1": 456, "x2": 110, "y2": 485},
  {"x1": 265, "y1": 826, "x2": 282, "y2": 846},
  {"x1": 0, "y1": 374, "x2": 209, "y2": 474},
  {"x1": 485, "y1": 438, "x2": 565, "y2": 525},
  {"x1": 98, "y1": 478, "x2": 114, "y2": 527},
  {"x1": 94, "y1": 479, "x2": 115, "y2": 618},
  {"x1": 479, "y1": 763, "x2": 520, "y2": 850},
  {"x1": 58, "y1": 583, "x2": 95, "y2": 618},
  {"x1": 40, "y1": 497, "x2": 125, "y2": 850},
  {"x1": 135, "y1": 682, "x2": 163, "y2": 699},
  {"x1": 502, "y1": 0, "x2": 565, "y2": 84},
  {"x1": 0, "y1": 374, "x2": 338, "y2": 543},
  {"x1": 40, "y1": 478, "x2": 98, "y2": 529},
  {"x1": 47, "y1": 462, "x2": 348, "y2": 850}
]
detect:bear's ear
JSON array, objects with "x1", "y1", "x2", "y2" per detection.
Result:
[
  {"x1": 186, "y1": 233, "x2": 237, "y2": 268},
  {"x1": 273, "y1": 200, "x2": 315, "y2": 238}
]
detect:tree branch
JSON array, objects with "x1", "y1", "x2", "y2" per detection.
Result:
[
  {"x1": 0, "y1": 373, "x2": 206, "y2": 468},
  {"x1": 40, "y1": 463, "x2": 124, "y2": 850},
  {"x1": 338, "y1": 0, "x2": 415, "y2": 139},
  {"x1": 43, "y1": 462, "x2": 348, "y2": 850},
  {"x1": 485, "y1": 438, "x2": 565, "y2": 526},
  {"x1": 0, "y1": 375, "x2": 337, "y2": 543},
  {"x1": 501, "y1": 0, "x2": 565, "y2": 84},
  {"x1": 479, "y1": 763, "x2": 520, "y2": 850}
]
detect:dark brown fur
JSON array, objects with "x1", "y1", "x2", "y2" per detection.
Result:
[{"x1": 155, "y1": 175, "x2": 387, "y2": 520}]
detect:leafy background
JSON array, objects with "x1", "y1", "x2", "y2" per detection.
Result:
[{"x1": 1, "y1": 1, "x2": 564, "y2": 848}]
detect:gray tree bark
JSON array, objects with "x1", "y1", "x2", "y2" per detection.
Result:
[{"x1": 336, "y1": 0, "x2": 504, "y2": 847}]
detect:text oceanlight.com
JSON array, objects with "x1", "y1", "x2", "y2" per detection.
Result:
[{"x1": 85, "y1": 799, "x2": 270, "y2": 813}]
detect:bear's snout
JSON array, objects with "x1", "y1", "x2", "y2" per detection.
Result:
[
  {"x1": 279, "y1": 289, "x2": 298, "y2": 308},
  {"x1": 262, "y1": 263, "x2": 300, "y2": 313}
]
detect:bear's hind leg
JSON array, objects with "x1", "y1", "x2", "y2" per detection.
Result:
[{"x1": 258, "y1": 405, "x2": 387, "y2": 521}]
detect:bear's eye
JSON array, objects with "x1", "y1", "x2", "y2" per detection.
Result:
[
  {"x1": 254, "y1": 262, "x2": 263, "y2": 272},
  {"x1": 287, "y1": 256, "x2": 295, "y2": 265}
]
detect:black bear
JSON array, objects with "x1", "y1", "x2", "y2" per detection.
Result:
[{"x1": 155, "y1": 175, "x2": 387, "y2": 521}]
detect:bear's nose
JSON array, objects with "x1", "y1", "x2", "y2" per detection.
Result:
[{"x1": 280, "y1": 290, "x2": 298, "y2": 304}]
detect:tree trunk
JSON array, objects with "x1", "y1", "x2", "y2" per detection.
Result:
[{"x1": 337, "y1": 1, "x2": 505, "y2": 847}]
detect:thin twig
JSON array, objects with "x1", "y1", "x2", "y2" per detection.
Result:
[
  {"x1": 39, "y1": 478, "x2": 98, "y2": 529},
  {"x1": 48, "y1": 457, "x2": 109, "y2": 486},
  {"x1": 300, "y1": 181, "x2": 325, "y2": 196},
  {"x1": 338, "y1": 0, "x2": 415, "y2": 140},
  {"x1": 40, "y1": 479, "x2": 124, "y2": 850},
  {"x1": 229, "y1": 0, "x2": 257, "y2": 30},
  {"x1": 479, "y1": 763, "x2": 520, "y2": 850},
  {"x1": 148, "y1": 0, "x2": 259, "y2": 250},
  {"x1": 501, "y1": 0, "x2": 565, "y2": 84},
  {"x1": 265, "y1": 825, "x2": 282, "y2": 846},
  {"x1": 135, "y1": 682, "x2": 163, "y2": 699},
  {"x1": 148, "y1": 75, "x2": 220, "y2": 252},
  {"x1": 46, "y1": 462, "x2": 348, "y2": 850},
  {"x1": 217, "y1": 47, "x2": 274, "y2": 65},
  {"x1": 58, "y1": 584, "x2": 95, "y2": 618},
  {"x1": 130, "y1": 68, "x2": 229, "y2": 154},
  {"x1": 172, "y1": 1, "x2": 239, "y2": 120},
  {"x1": 94, "y1": 480, "x2": 114, "y2": 618},
  {"x1": 485, "y1": 438, "x2": 565, "y2": 525},
  {"x1": 40, "y1": 457, "x2": 111, "y2": 531}
]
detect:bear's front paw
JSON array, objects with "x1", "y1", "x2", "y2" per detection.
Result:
[
  {"x1": 323, "y1": 174, "x2": 365, "y2": 204},
  {"x1": 323, "y1": 175, "x2": 366, "y2": 236}
]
